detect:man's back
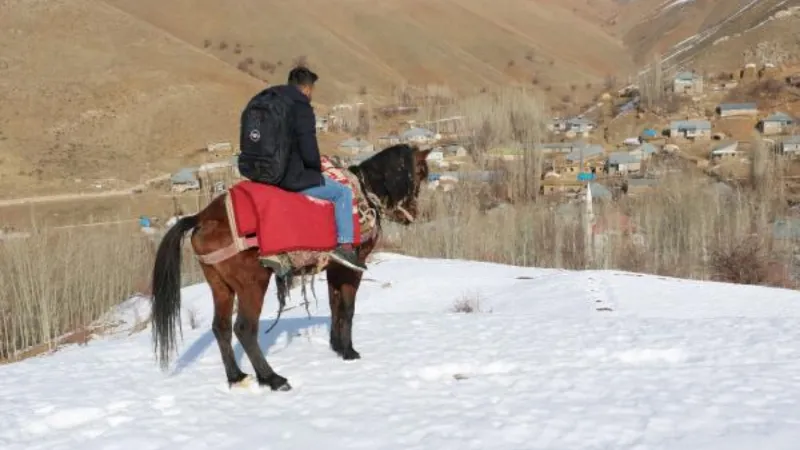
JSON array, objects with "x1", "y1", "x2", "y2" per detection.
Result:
[{"x1": 238, "y1": 83, "x2": 323, "y2": 192}]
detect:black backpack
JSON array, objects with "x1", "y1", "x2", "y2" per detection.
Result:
[{"x1": 238, "y1": 88, "x2": 295, "y2": 185}]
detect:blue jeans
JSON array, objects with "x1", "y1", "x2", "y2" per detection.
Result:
[{"x1": 301, "y1": 175, "x2": 354, "y2": 245}]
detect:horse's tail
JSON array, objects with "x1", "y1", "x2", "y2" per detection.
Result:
[{"x1": 150, "y1": 214, "x2": 198, "y2": 371}]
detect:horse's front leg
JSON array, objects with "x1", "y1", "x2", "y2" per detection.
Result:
[{"x1": 326, "y1": 264, "x2": 362, "y2": 360}]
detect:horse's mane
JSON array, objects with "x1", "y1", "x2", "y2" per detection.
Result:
[{"x1": 349, "y1": 143, "x2": 420, "y2": 210}]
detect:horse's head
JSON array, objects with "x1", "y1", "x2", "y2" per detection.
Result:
[{"x1": 351, "y1": 143, "x2": 431, "y2": 226}]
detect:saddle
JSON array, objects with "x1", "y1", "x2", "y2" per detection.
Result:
[{"x1": 225, "y1": 156, "x2": 378, "y2": 277}]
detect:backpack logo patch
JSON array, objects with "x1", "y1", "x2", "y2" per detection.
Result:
[{"x1": 249, "y1": 129, "x2": 261, "y2": 142}]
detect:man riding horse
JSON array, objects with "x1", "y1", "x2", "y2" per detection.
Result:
[{"x1": 237, "y1": 67, "x2": 366, "y2": 272}]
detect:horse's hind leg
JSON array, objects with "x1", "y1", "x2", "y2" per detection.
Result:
[
  {"x1": 201, "y1": 263, "x2": 248, "y2": 386},
  {"x1": 234, "y1": 269, "x2": 291, "y2": 391},
  {"x1": 327, "y1": 264, "x2": 362, "y2": 360}
]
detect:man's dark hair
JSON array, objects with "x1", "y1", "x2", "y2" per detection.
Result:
[{"x1": 287, "y1": 67, "x2": 318, "y2": 86}]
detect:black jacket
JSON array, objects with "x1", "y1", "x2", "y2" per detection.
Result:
[{"x1": 240, "y1": 84, "x2": 324, "y2": 192}]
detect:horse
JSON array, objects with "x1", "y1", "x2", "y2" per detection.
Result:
[{"x1": 149, "y1": 144, "x2": 431, "y2": 391}]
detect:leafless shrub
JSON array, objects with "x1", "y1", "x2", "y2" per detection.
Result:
[
  {"x1": 203, "y1": 39, "x2": 212, "y2": 48},
  {"x1": 218, "y1": 41, "x2": 228, "y2": 51},
  {"x1": 293, "y1": 55, "x2": 309, "y2": 68},
  {"x1": 451, "y1": 291, "x2": 485, "y2": 313},
  {"x1": 710, "y1": 236, "x2": 767, "y2": 285},
  {"x1": 525, "y1": 50, "x2": 535, "y2": 62},
  {"x1": 260, "y1": 61, "x2": 277, "y2": 74}
]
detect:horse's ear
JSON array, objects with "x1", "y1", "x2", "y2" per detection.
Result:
[{"x1": 414, "y1": 147, "x2": 432, "y2": 162}]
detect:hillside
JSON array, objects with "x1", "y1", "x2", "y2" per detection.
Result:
[
  {"x1": 623, "y1": 0, "x2": 800, "y2": 69},
  {"x1": 2, "y1": 254, "x2": 800, "y2": 448},
  {"x1": 105, "y1": 0, "x2": 634, "y2": 102},
  {"x1": 0, "y1": 0, "x2": 263, "y2": 199}
]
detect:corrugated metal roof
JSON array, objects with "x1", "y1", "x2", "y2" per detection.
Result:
[
  {"x1": 784, "y1": 135, "x2": 800, "y2": 145},
  {"x1": 675, "y1": 71, "x2": 698, "y2": 81},
  {"x1": 170, "y1": 168, "x2": 197, "y2": 184},
  {"x1": 670, "y1": 119, "x2": 712, "y2": 130},
  {"x1": 763, "y1": 112, "x2": 794, "y2": 123},
  {"x1": 565, "y1": 145, "x2": 604, "y2": 162},
  {"x1": 608, "y1": 152, "x2": 641, "y2": 164},
  {"x1": 401, "y1": 127, "x2": 435, "y2": 139},
  {"x1": 340, "y1": 137, "x2": 369, "y2": 147},
  {"x1": 718, "y1": 102, "x2": 757, "y2": 111}
]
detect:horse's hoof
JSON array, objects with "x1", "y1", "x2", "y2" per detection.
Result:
[
  {"x1": 275, "y1": 381, "x2": 292, "y2": 392},
  {"x1": 229, "y1": 374, "x2": 254, "y2": 389},
  {"x1": 260, "y1": 373, "x2": 292, "y2": 392},
  {"x1": 342, "y1": 348, "x2": 361, "y2": 360}
]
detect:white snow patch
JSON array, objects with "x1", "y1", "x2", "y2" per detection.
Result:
[{"x1": 2, "y1": 253, "x2": 800, "y2": 449}]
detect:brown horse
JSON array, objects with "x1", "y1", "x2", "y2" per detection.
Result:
[{"x1": 150, "y1": 144, "x2": 431, "y2": 391}]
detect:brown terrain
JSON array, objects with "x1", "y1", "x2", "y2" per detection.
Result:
[{"x1": 0, "y1": 0, "x2": 798, "y2": 211}]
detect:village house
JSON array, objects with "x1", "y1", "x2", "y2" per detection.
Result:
[
  {"x1": 170, "y1": 168, "x2": 199, "y2": 193},
  {"x1": 377, "y1": 133, "x2": 401, "y2": 148},
  {"x1": 562, "y1": 144, "x2": 605, "y2": 173},
  {"x1": 669, "y1": 119, "x2": 712, "y2": 139},
  {"x1": 709, "y1": 140, "x2": 739, "y2": 160},
  {"x1": 672, "y1": 71, "x2": 704, "y2": 95},
  {"x1": 606, "y1": 152, "x2": 641, "y2": 175},
  {"x1": 717, "y1": 102, "x2": 758, "y2": 118},
  {"x1": 640, "y1": 128, "x2": 658, "y2": 141},
  {"x1": 566, "y1": 118, "x2": 595, "y2": 135},
  {"x1": 338, "y1": 137, "x2": 374, "y2": 155},
  {"x1": 315, "y1": 117, "x2": 329, "y2": 133},
  {"x1": 401, "y1": 127, "x2": 437, "y2": 144},
  {"x1": 548, "y1": 118, "x2": 569, "y2": 133},
  {"x1": 425, "y1": 148, "x2": 445, "y2": 167},
  {"x1": 758, "y1": 113, "x2": 794, "y2": 135},
  {"x1": 541, "y1": 179, "x2": 584, "y2": 196},
  {"x1": 206, "y1": 141, "x2": 232, "y2": 154},
  {"x1": 442, "y1": 144, "x2": 468, "y2": 158},
  {"x1": 780, "y1": 136, "x2": 800, "y2": 155},
  {"x1": 539, "y1": 142, "x2": 585, "y2": 155}
]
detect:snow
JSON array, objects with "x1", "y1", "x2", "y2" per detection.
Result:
[{"x1": 3, "y1": 253, "x2": 800, "y2": 449}]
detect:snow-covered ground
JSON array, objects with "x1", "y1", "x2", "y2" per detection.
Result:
[{"x1": 4, "y1": 253, "x2": 800, "y2": 449}]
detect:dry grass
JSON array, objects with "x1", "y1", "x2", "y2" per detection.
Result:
[{"x1": 0, "y1": 226, "x2": 204, "y2": 361}]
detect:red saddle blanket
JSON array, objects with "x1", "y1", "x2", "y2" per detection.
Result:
[{"x1": 228, "y1": 158, "x2": 363, "y2": 256}]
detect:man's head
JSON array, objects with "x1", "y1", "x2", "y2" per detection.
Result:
[{"x1": 287, "y1": 66, "x2": 318, "y2": 101}]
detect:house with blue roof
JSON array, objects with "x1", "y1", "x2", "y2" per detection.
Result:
[
  {"x1": 669, "y1": 119, "x2": 712, "y2": 139},
  {"x1": 758, "y1": 112, "x2": 794, "y2": 135},
  {"x1": 672, "y1": 71, "x2": 704, "y2": 95},
  {"x1": 717, "y1": 102, "x2": 758, "y2": 118}
]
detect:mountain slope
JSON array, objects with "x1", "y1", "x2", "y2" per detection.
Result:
[
  {"x1": 0, "y1": 0, "x2": 263, "y2": 198},
  {"x1": 623, "y1": 0, "x2": 800, "y2": 68},
  {"x1": 104, "y1": 0, "x2": 635, "y2": 101},
  {"x1": 2, "y1": 254, "x2": 800, "y2": 449}
]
